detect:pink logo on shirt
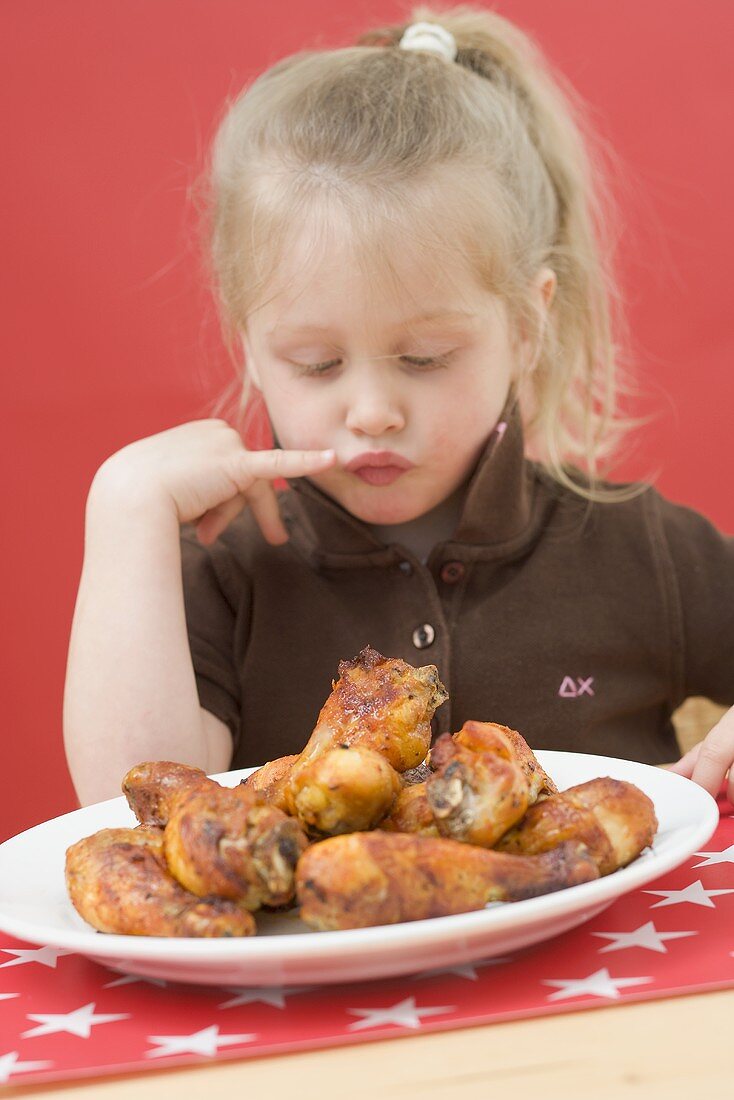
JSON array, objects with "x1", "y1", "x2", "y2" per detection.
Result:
[{"x1": 558, "y1": 676, "x2": 595, "y2": 698}]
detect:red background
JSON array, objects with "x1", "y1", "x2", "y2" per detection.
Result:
[{"x1": 2, "y1": 1, "x2": 732, "y2": 842}]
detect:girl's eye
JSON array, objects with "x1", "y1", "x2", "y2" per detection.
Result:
[
  {"x1": 404, "y1": 355, "x2": 448, "y2": 369},
  {"x1": 299, "y1": 360, "x2": 340, "y2": 375},
  {"x1": 296, "y1": 354, "x2": 451, "y2": 376}
]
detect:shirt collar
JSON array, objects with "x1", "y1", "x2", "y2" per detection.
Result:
[{"x1": 278, "y1": 388, "x2": 557, "y2": 570}]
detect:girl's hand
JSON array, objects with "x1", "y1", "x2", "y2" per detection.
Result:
[
  {"x1": 664, "y1": 704, "x2": 734, "y2": 802},
  {"x1": 91, "y1": 419, "x2": 336, "y2": 546}
]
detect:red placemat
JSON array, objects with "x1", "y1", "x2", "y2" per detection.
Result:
[{"x1": 1, "y1": 795, "x2": 732, "y2": 1088}]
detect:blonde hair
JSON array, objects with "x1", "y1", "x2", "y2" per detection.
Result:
[{"x1": 195, "y1": 2, "x2": 658, "y2": 503}]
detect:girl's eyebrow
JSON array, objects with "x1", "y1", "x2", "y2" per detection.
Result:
[{"x1": 266, "y1": 310, "x2": 478, "y2": 337}]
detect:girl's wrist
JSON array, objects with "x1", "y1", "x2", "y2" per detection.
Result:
[{"x1": 87, "y1": 460, "x2": 178, "y2": 529}]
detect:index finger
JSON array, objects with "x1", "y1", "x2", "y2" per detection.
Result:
[{"x1": 244, "y1": 448, "x2": 336, "y2": 479}]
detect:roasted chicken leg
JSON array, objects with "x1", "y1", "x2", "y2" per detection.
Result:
[
  {"x1": 262, "y1": 646, "x2": 447, "y2": 813},
  {"x1": 494, "y1": 777, "x2": 658, "y2": 874},
  {"x1": 65, "y1": 826, "x2": 256, "y2": 937},
  {"x1": 381, "y1": 720, "x2": 555, "y2": 843},
  {"x1": 163, "y1": 783, "x2": 309, "y2": 908},
  {"x1": 122, "y1": 761, "x2": 217, "y2": 827},
  {"x1": 296, "y1": 831, "x2": 600, "y2": 930},
  {"x1": 425, "y1": 725, "x2": 530, "y2": 846}
]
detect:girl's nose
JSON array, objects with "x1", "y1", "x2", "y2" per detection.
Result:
[{"x1": 344, "y1": 363, "x2": 406, "y2": 436}]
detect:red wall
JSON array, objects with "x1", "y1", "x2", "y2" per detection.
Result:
[{"x1": 3, "y1": 1, "x2": 732, "y2": 841}]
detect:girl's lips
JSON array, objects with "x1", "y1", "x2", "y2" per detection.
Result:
[{"x1": 351, "y1": 465, "x2": 407, "y2": 486}]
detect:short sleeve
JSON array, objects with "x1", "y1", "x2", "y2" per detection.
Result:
[
  {"x1": 180, "y1": 524, "x2": 243, "y2": 755},
  {"x1": 652, "y1": 490, "x2": 734, "y2": 705}
]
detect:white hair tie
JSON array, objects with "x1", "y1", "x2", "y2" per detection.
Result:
[{"x1": 398, "y1": 21, "x2": 458, "y2": 63}]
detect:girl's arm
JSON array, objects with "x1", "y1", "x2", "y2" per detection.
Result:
[
  {"x1": 62, "y1": 421, "x2": 337, "y2": 806},
  {"x1": 63, "y1": 476, "x2": 231, "y2": 806}
]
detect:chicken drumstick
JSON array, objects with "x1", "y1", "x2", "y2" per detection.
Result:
[
  {"x1": 296, "y1": 830, "x2": 599, "y2": 930},
  {"x1": 248, "y1": 645, "x2": 448, "y2": 813},
  {"x1": 65, "y1": 826, "x2": 256, "y2": 937},
  {"x1": 164, "y1": 784, "x2": 309, "y2": 909},
  {"x1": 494, "y1": 777, "x2": 658, "y2": 874}
]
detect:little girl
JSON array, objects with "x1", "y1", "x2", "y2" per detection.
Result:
[{"x1": 62, "y1": 4, "x2": 734, "y2": 806}]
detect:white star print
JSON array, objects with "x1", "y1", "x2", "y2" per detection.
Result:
[
  {"x1": 0, "y1": 993, "x2": 19, "y2": 1002},
  {"x1": 146, "y1": 1025, "x2": 257, "y2": 1058},
  {"x1": 22, "y1": 1002, "x2": 130, "y2": 1039},
  {"x1": 0, "y1": 1051, "x2": 53, "y2": 1084},
  {"x1": 0, "y1": 946, "x2": 73, "y2": 969},
  {"x1": 591, "y1": 921, "x2": 698, "y2": 953},
  {"x1": 644, "y1": 879, "x2": 734, "y2": 908},
  {"x1": 542, "y1": 968, "x2": 653, "y2": 1001},
  {"x1": 347, "y1": 996, "x2": 455, "y2": 1031},
  {"x1": 692, "y1": 843, "x2": 734, "y2": 867},
  {"x1": 218, "y1": 985, "x2": 311, "y2": 1009},
  {"x1": 103, "y1": 974, "x2": 167, "y2": 989}
]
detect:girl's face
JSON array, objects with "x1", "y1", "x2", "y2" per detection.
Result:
[{"x1": 242, "y1": 224, "x2": 553, "y2": 525}]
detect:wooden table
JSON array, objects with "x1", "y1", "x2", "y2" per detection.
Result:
[{"x1": 7, "y1": 985, "x2": 732, "y2": 1100}]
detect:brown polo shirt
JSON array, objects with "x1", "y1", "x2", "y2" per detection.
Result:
[{"x1": 180, "y1": 393, "x2": 734, "y2": 768}]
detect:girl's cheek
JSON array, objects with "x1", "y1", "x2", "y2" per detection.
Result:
[
  {"x1": 430, "y1": 422, "x2": 457, "y2": 461},
  {"x1": 267, "y1": 399, "x2": 332, "y2": 452}
]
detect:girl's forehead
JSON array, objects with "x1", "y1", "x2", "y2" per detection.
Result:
[
  {"x1": 251, "y1": 219, "x2": 491, "y2": 334},
  {"x1": 266, "y1": 308, "x2": 480, "y2": 336}
]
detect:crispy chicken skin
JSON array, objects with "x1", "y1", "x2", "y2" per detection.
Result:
[
  {"x1": 317, "y1": 646, "x2": 447, "y2": 772},
  {"x1": 401, "y1": 762, "x2": 432, "y2": 786},
  {"x1": 122, "y1": 761, "x2": 217, "y2": 827},
  {"x1": 473, "y1": 721, "x2": 559, "y2": 800},
  {"x1": 290, "y1": 746, "x2": 402, "y2": 836},
  {"x1": 494, "y1": 777, "x2": 658, "y2": 874},
  {"x1": 240, "y1": 755, "x2": 299, "y2": 811},
  {"x1": 425, "y1": 728, "x2": 530, "y2": 846},
  {"x1": 163, "y1": 784, "x2": 309, "y2": 909},
  {"x1": 296, "y1": 831, "x2": 600, "y2": 930},
  {"x1": 380, "y1": 783, "x2": 440, "y2": 837},
  {"x1": 65, "y1": 826, "x2": 256, "y2": 937}
]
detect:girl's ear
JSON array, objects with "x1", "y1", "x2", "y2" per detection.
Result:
[
  {"x1": 513, "y1": 266, "x2": 557, "y2": 378},
  {"x1": 536, "y1": 265, "x2": 557, "y2": 312},
  {"x1": 240, "y1": 331, "x2": 263, "y2": 391}
]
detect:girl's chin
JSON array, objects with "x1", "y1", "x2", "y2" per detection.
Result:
[
  {"x1": 311, "y1": 472, "x2": 431, "y2": 525},
  {"x1": 339, "y1": 489, "x2": 427, "y2": 526}
]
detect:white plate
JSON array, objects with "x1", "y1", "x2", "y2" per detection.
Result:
[{"x1": 0, "y1": 753, "x2": 718, "y2": 987}]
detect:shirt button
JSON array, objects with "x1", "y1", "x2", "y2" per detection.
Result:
[
  {"x1": 440, "y1": 560, "x2": 465, "y2": 584},
  {"x1": 412, "y1": 623, "x2": 435, "y2": 649},
  {"x1": 398, "y1": 560, "x2": 413, "y2": 576}
]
